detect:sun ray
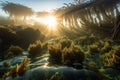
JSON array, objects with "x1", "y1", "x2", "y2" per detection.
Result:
[{"x1": 34, "y1": 15, "x2": 57, "y2": 30}]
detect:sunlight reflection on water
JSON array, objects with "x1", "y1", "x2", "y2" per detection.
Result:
[
  {"x1": 43, "y1": 57, "x2": 49, "y2": 68},
  {"x1": 43, "y1": 63, "x2": 49, "y2": 68}
]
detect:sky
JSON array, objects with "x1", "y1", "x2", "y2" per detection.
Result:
[{"x1": 0, "y1": 0, "x2": 75, "y2": 16}]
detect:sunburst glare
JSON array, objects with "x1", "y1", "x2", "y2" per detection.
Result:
[{"x1": 34, "y1": 16, "x2": 57, "y2": 30}]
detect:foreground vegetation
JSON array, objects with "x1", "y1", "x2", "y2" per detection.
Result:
[{"x1": 0, "y1": 32, "x2": 120, "y2": 79}]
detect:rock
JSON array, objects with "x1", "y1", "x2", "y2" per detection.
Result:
[
  {"x1": 22, "y1": 51, "x2": 29, "y2": 56},
  {"x1": 73, "y1": 63, "x2": 83, "y2": 69}
]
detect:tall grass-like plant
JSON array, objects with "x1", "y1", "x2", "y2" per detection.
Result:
[
  {"x1": 113, "y1": 46, "x2": 120, "y2": 69},
  {"x1": 103, "y1": 46, "x2": 120, "y2": 69},
  {"x1": 62, "y1": 47, "x2": 74, "y2": 65},
  {"x1": 62, "y1": 44, "x2": 85, "y2": 66},
  {"x1": 17, "y1": 56, "x2": 29, "y2": 76},
  {"x1": 60, "y1": 38, "x2": 72, "y2": 49},
  {"x1": 42, "y1": 42, "x2": 48, "y2": 51},
  {"x1": 2, "y1": 61, "x2": 10, "y2": 68},
  {"x1": 28, "y1": 40, "x2": 42, "y2": 57},
  {"x1": 2, "y1": 57, "x2": 29, "y2": 79},
  {"x1": 48, "y1": 44, "x2": 62, "y2": 64},
  {"x1": 87, "y1": 44, "x2": 100, "y2": 55},
  {"x1": 102, "y1": 50, "x2": 115, "y2": 67},
  {"x1": 101, "y1": 41, "x2": 112, "y2": 54},
  {"x1": 75, "y1": 36, "x2": 87, "y2": 46},
  {"x1": 75, "y1": 35, "x2": 99, "y2": 46}
]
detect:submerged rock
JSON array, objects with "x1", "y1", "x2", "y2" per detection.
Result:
[{"x1": 73, "y1": 63, "x2": 83, "y2": 69}]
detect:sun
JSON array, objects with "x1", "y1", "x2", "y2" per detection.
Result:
[
  {"x1": 45, "y1": 16, "x2": 57, "y2": 28},
  {"x1": 34, "y1": 16, "x2": 57, "y2": 30}
]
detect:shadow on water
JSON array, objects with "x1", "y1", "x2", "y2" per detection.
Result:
[{"x1": 5, "y1": 67, "x2": 101, "y2": 80}]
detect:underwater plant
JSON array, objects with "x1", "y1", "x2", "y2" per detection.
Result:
[
  {"x1": 17, "y1": 56, "x2": 29, "y2": 76},
  {"x1": 2, "y1": 62, "x2": 10, "y2": 68},
  {"x1": 62, "y1": 44, "x2": 85, "y2": 66},
  {"x1": 98, "y1": 68, "x2": 112, "y2": 80},
  {"x1": 75, "y1": 36, "x2": 87, "y2": 46},
  {"x1": 42, "y1": 42, "x2": 48, "y2": 51},
  {"x1": 2, "y1": 57, "x2": 29, "y2": 79},
  {"x1": 62, "y1": 47, "x2": 74, "y2": 66},
  {"x1": 75, "y1": 35, "x2": 99, "y2": 46},
  {"x1": 0, "y1": 27, "x2": 18, "y2": 46},
  {"x1": 6, "y1": 51, "x2": 14, "y2": 58},
  {"x1": 28, "y1": 40, "x2": 42, "y2": 57},
  {"x1": 101, "y1": 41, "x2": 112, "y2": 54},
  {"x1": 16, "y1": 27, "x2": 45, "y2": 48},
  {"x1": 113, "y1": 46, "x2": 120, "y2": 69},
  {"x1": 2, "y1": 64, "x2": 19, "y2": 79},
  {"x1": 48, "y1": 43, "x2": 62, "y2": 64},
  {"x1": 87, "y1": 44, "x2": 100, "y2": 55},
  {"x1": 8, "y1": 45, "x2": 23, "y2": 56},
  {"x1": 88, "y1": 35, "x2": 99, "y2": 43},
  {"x1": 87, "y1": 61, "x2": 97, "y2": 70},
  {"x1": 0, "y1": 27, "x2": 18, "y2": 59},
  {"x1": 102, "y1": 46, "x2": 120, "y2": 69},
  {"x1": 60, "y1": 37, "x2": 72, "y2": 50}
]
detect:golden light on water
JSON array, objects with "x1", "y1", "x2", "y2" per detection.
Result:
[
  {"x1": 43, "y1": 57, "x2": 49, "y2": 68},
  {"x1": 43, "y1": 63, "x2": 48, "y2": 68}
]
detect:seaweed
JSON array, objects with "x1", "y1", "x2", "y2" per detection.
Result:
[
  {"x1": 62, "y1": 44, "x2": 85, "y2": 66},
  {"x1": 2, "y1": 56, "x2": 29, "y2": 79},
  {"x1": 8, "y1": 45, "x2": 23, "y2": 56},
  {"x1": 48, "y1": 43, "x2": 62, "y2": 64},
  {"x1": 28, "y1": 40, "x2": 42, "y2": 57}
]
